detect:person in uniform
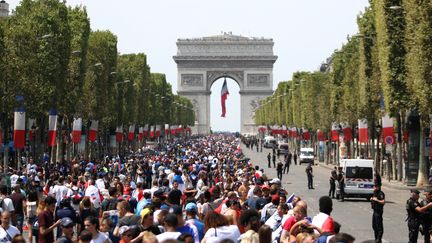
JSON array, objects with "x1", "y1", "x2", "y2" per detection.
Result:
[
  {"x1": 329, "y1": 167, "x2": 337, "y2": 198},
  {"x1": 421, "y1": 188, "x2": 432, "y2": 243},
  {"x1": 337, "y1": 167, "x2": 345, "y2": 201},
  {"x1": 267, "y1": 153, "x2": 271, "y2": 168},
  {"x1": 406, "y1": 189, "x2": 432, "y2": 243},
  {"x1": 276, "y1": 160, "x2": 283, "y2": 180},
  {"x1": 305, "y1": 163, "x2": 314, "y2": 189},
  {"x1": 283, "y1": 154, "x2": 290, "y2": 174},
  {"x1": 371, "y1": 184, "x2": 385, "y2": 243}
]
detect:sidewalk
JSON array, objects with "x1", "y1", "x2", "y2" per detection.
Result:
[{"x1": 316, "y1": 160, "x2": 430, "y2": 191}]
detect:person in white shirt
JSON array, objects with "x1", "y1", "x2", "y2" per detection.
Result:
[
  {"x1": 85, "y1": 179, "x2": 102, "y2": 210},
  {"x1": 0, "y1": 211, "x2": 20, "y2": 242},
  {"x1": 202, "y1": 211, "x2": 241, "y2": 243},
  {"x1": 52, "y1": 177, "x2": 70, "y2": 206},
  {"x1": 156, "y1": 213, "x2": 181, "y2": 242},
  {"x1": 95, "y1": 174, "x2": 105, "y2": 190},
  {"x1": 0, "y1": 185, "x2": 14, "y2": 214}
]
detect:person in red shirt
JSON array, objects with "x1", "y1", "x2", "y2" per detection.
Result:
[
  {"x1": 280, "y1": 205, "x2": 307, "y2": 242},
  {"x1": 38, "y1": 196, "x2": 61, "y2": 243}
]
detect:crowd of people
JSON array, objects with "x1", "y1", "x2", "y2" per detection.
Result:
[{"x1": 0, "y1": 134, "x2": 359, "y2": 243}]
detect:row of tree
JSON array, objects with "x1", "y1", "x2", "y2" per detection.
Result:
[
  {"x1": 0, "y1": 0, "x2": 195, "y2": 163},
  {"x1": 255, "y1": 0, "x2": 432, "y2": 186}
]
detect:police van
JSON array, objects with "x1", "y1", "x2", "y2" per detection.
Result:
[{"x1": 336, "y1": 159, "x2": 375, "y2": 200}]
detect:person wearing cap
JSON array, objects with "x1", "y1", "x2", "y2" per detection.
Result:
[
  {"x1": 421, "y1": 188, "x2": 432, "y2": 243},
  {"x1": 406, "y1": 189, "x2": 432, "y2": 243},
  {"x1": 169, "y1": 205, "x2": 199, "y2": 243},
  {"x1": 371, "y1": 184, "x2": 385, "y2": 243},
  {"x1": 261, "y1": 194, "x2": 280, "y2": 223},
  {"x1": 140, "y1": 208, "x2": 161, "y2": 235},
  {"x1": 185, "y1": 202, "x2": 204, "y2": 242},
  {"x1": 57, "y1": 217, "x2": 75, "y2": 243}
]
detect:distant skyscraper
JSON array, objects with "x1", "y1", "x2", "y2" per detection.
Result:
[{"x1": 0, "y1": 0, "x2": 9, "y2": 18}]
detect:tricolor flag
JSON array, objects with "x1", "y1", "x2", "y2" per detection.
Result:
[
  {"x1": 48, "y1": 109, "x2": 58, "y2": 147},
  {"x1": 28, "y1": 118, "x2": 36, "y2": 141},
  {"x1": 291, "y1": 127, "x2": 297, "y2": 138},
  {"x1": 155, "y1": 125, "x2": 161, "y2": 137},
  {"x1": 171, "y1": 125, "x2": 177, "y2": 135},
  {"x1": 358, "y1": 119, "x2": 368, "y2": 143},
  {"x1": 150, "y1": 125, "x2": 155, "y2": 138},
  {"x1": 341, "y1": 122, "x2": 352, "y2": 142},
  {"x1": 282, "y1": 125, "x2": 288, "y2": 136},
  {"x1": 317, "y1": 129, "x2": 326, "y2": 141},
  {"x1": 303, "y1": 128, "x2": 311, "y2": 141},
  {"x1": 220, "y1": 79, "x2": 229, "y2": 117},
  {"x1": 382, "y1": 115, "x2": 395, "y2": 145},
  {"x1": 89, "y1": 120, "x2": 98, "y2": 142},
  {"x1": 128, "y1": 125, "x2": 135, "y2": 141},
  {"x1": 143, "y1": 124, "x2": 148, "y2": 138},
  {"x1": 13, "y1": 108, "x2": 26, "y2": 149},
  {"x1": 72, "y1": 118, "x2": 82, "y2": 144},
  {"x1": 164, "y1": 124, "x2": 169, "y2": 136},
  {"x1": 331, "y1": 122, "x2": 339, "y2": 141},
  {"x1": 178, "y1": 125, "x2": 183, "y2": 134},
  {"x1": 138, "y1": 127, "x2": 144, "y2": 141},
  {"x1": 116, "y1": 125, "x2": 123, "y2": 142}
]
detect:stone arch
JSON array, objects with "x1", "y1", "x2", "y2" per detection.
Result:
[{"x1": 174, "y1": 33, "x2": 277, "y2": 134}]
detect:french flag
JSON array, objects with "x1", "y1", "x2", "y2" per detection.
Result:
[
  {"x1": 303, "y1": 128, "x2": 311, "y2": 141},
  {"x1": 164, "y1": 124, "x2": 169, "y2": 136},
  {"x1": 28, "y1": 118, "x2": 36, "y2": 141},
  {"x1": 382, "y1": 115, "x2": 395, "y2": 144},
  {"x1": 143, "y1": 124, "x2": 148, "y2": 138},
  {"x1": 171, "y1": 125, "x2": 177, "y2": 135},
  {"x1": 116, "y1": 125, "x2": 123, "y2": 142},
  {"x1": 291, "y1": 127, "x2": 297, "y2": 138},
  {"x1": 48, "y1": 109, "x2": 58, "y2": 147},
  {"x1": 317, "y1": 129, "x2": 326, "y2": 141},
  {"x1": 149, "y1": 125, "x2": 155, "y2": 138},
  {"x1": 331, "y1": 122, "x2": 339, "y2": 141},
  {"x1": 128, "y1": 125, "x2": 135, "y2": 141},
  {"x1": 13, "y1": 107, "x2": 26, "y2": 149},
  {"x1": 72, "y1": 118, "x2": 82, "y2": 144},
  {"x1": 138, "y1": 127, "x2": 143, "y2": 141},
  {"x1": 155, "y1": 125, "x2": 161, "y2": 137},
  {"x1": 89, "y1": 120, "x2": 98, "y2": 142},
  {"x1": 220, "y1": 79, "x2": 229, "y2": 117},
  {"x1": 358, "y1": 119, "x2": 368, "y2": 143},
  {"x1": 341, "y1": 122, "x2": 352, "y2": 142}
]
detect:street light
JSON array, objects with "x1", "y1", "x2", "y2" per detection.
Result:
[
  {"x1": 71, "y1": 50, "x2": 81, "y2": 56},
  {"x1": 388, "y1": 5, "x2": 402, "y2": 10},
  {"x1": 115, "y1": 80, "x2": 131, "y2": 85},
  {"x1": 94, "y1": 63, "x2": 102, "y2": 67},
  {"x1": 110, "y1": 71, "x2": 117, "y2": 75}
]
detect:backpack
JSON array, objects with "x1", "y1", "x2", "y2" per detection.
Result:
[
  {"x1": 0, "y1": 197, "x2": 7, "y2": 213},
  {"x1": 265, "y1": 204, "x2": 278, "y2": 222}
]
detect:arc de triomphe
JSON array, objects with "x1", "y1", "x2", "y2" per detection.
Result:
[{"x1": 173, "y1": 33, "x2": 277, "y2": 134}]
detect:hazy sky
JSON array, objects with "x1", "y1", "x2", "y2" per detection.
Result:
[{"x1": 7, "y1": 0, "x2": 370, "y2": 132}]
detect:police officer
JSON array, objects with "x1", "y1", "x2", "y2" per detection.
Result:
[
  {"x1": 421, "y1": 188, "x2": 432, "y2": 243},
  {"x1": 337, "y1": 167, "x2": 345, "y2": 202},
  {"x1": 406, "y1": 189, "x2": 432, "y2": 243},
  {"x1": 371, "y1": 184, "x2": 385, "y2": 243},
  {"x1": 329, "y1": 167, "x2": 337, "y2": 198}
]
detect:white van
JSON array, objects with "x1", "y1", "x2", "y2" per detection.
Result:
[
  {"x1": 264, "y1": 136, "x2": 277, "y2": 148},
  {"x1": 337, "y1": 159, "x2": 375, "y2": 200},
  {"x1": 299, "y1": 148, "x2": 314, "y2": 164}
]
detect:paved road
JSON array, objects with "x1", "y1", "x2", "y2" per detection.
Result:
[{"x1": 242, "y1": 144, "x2": 414, "y2": 243}]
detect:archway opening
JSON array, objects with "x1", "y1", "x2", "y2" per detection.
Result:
[{"x1": 210, "y1": 77, "x2": 240, "y2": 132}]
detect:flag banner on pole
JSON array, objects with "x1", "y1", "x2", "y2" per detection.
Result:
[
  {"x1": 13, "y1": 107, "x2": 26, "y2": 149},
  {"x1": 331, "y1": 122, "x2": 339, "y2": 141},
  {"x1": 382, "y1": 115, "x2": 395, "y2": 145},
  {"x1": 155, "y1": 125, "x2": 161, "y2": 137},
  {"x1": 178, "y1": 125, "x2": 183, "y2": 134},
  {"x1": 317, "y1": 129, "x2": 326, "y2": 141},
  {"x1": 143, "y1": 124, "x2": 148, "y2": 138},
  {"x1": 303, "y1": 128, "x2": 311, "y2": 141},
  {"x1": 72, "y1": 118, "x2": 82, "y2": 144},
  {"x1": 138, "y1": 127, "x2": 144, "y2": 141},
  {"x1": 358, "y1": 119, "x2": 368, "y2": 143},
  {"x1": 341, "y1": 122, "x2": 352, "y2": 142},
  {"x1": 291, "y1": 127, "x2": 297, "y2": 138},
  {"x1": 150, "y1": 125, "x2": 155, "y2": 138},
  {"x1": 116, "y1": 125, "x2": 123, "y2": 142},
  {"x1": 171, "y1": 125, "x2": 177, "y2": 135},
  {"x1": 128, "y1": 125, "x2": 135, "y2": 141},
  {"x1": 220, "y1": 78, "x2": 229, "y2": 117},
  {"x1": 282, "y1": 125, "x2": 287, "y2": 136},
  {"x1": 164, "y1": 124, "x2": 169, "y2": 136},
  {"x1": 28, "y1": 118, "x2": 36, "y2": 141},
  {"x1": 48, "y1": 109, "x2": 58, "y2": 147},
  {"x1": 89, "y1": 120, "x2": 98, "y2": 142}
]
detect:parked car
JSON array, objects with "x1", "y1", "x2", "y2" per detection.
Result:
[
  {"x1": 336, "y1": 159, "x2": 375, "y2": 201},
  {"x1": 277, "y1": 143, "x2": 289, "y2": 155},
  {"x1": 264, "y1": 136, "x2": 278, "y2": 148},
  {"x1": 299, "y1": 148, "x2": 314, "y2": 164}
]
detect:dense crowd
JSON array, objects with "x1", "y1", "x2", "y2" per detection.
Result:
[{"x1": 0, "y1": 135, "x2": 357, "y2": 243}]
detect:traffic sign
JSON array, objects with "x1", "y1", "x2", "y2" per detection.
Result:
[{"x1": 385, "y1": 136, "x2": 394, "y2": 145}]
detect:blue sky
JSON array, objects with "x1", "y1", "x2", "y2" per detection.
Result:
[{"x1": 6, "y1": 0, "x2": 370, "y2": 132}]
